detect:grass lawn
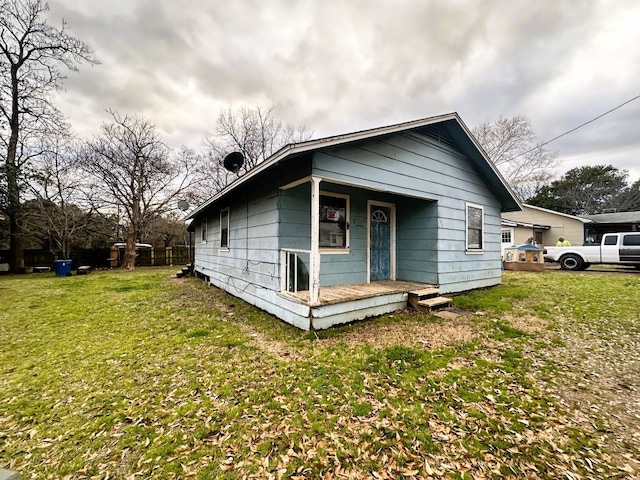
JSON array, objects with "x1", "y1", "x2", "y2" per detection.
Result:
[{"x1": 1, "y1": 267, "x2": 639, "y2": 479}]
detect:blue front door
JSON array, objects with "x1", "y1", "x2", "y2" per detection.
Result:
[{"x1": 370, "y1": 206, "x2": 391, "y2": 281}]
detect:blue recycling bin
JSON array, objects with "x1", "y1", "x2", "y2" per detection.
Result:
[{"x1": 54, "y1": 259, "x2": 72, "y2": 277}]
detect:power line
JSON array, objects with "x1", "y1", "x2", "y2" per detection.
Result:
[{"x1": 510, "y1": 93, "x2": 640, "y2": 160}]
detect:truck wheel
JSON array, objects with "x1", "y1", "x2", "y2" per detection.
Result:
[{"x1": 560, "y1": 254, "x2": 584, "y2": 271}]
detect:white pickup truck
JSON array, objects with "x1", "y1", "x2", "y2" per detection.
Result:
[{"x1": 544, "y1": 232, "x2": 640, "y2": 270}]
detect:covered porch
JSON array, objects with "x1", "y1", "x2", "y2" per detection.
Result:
[
  {"x1": 278, "y1": 279, "x2": 449, "y2": 330},
  {"x1": 278, "y1": 176, "x2": 440, "y2": 306},
  {"x1": 279, "y1": 279, "x2": 434, "y2": 306}
]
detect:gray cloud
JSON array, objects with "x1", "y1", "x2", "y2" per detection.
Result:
[{"x1": 47, "y1": 0, "x2": 640, "y2": 181}]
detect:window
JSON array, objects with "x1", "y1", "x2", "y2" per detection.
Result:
[
  {"x1": 623, "y1": 234, "x2": 640, "y2": 246},
  {"x1": 220, "y1": 208, "x2": 229, "y2": 249},
  {"x1": 501, "y1": 229, "x2": 512, "y2": 244},
  {"x1": 319, "y1": 193, "x2": 349, "y2": 249},
  {"x1": 604, "y1": 235, "x2": 618, "y2": 246},
  {"x1": 534, "y1": 231, "x2": 543, "y2": 245},
  {"x1": 466, "y1": 203, "x2": 483, "y2": 251},
  {"x1": 201, "y1": 218, "x2": 207, "y2": 243}
]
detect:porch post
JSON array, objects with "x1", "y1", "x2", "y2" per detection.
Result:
[{"x1": 310, "y1": 176, "x2": 321, "y2": 306}]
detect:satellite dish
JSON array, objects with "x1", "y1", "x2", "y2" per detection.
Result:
[
  {"x1": 223, "y1": 151, "x2": 244, "y2": 173},
  {"x1": 177, "y1": 200, "x2": 190, "y2": 211}
]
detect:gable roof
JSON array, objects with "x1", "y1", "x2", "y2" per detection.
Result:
[
  {"x1": 188, "y1": 112, "x2": 522, "y2": 220},
  {"x1": 582, "y1": 211, "x2": 640, "y2": 224},
  {"x1": 521, "y1": 204, "x2": 592, "y2": 223}
]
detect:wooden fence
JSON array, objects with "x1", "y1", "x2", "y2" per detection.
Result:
[
  {"x1": 136, "y1": 247, "x2": 191, "y2": 267},
  {"x1": 0, "y1": 246, "x2": 191, "y2": 270}
]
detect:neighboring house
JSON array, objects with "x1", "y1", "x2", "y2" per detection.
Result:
[
  {"x1": 501, "y1": 204, "x2": 590, "y2": 249},
  {"x1": 499, "y1": 218, "x2": 550, "y2": 254},
  {"x1": 187, "y1": 113, "x2": 521, "y2": 330},
  {"x1": 582, "y1": 211, "x2": 640, "y2": 242}
]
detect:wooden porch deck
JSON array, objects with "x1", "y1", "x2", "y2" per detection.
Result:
[{"x1": 279, "y1": 280, "x2": 435, "y2": 306}]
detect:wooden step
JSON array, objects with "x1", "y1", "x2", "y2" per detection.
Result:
[
  {"x1": 408, "y1": 287, "x2": 440, "y2": 297},
  {"x1": 408, "y1": 287, "x2": 440, "y2": 309},
  {"x1": 417, "y1": 296, "x2": 452, "y2": 309}
]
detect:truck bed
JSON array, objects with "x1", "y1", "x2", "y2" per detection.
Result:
[{"x1": 544, "y1": 245, "x2": 602, "y2": 263}]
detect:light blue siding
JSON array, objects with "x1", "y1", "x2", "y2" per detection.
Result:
[
  {"x1": 396, "y1": 198, "x2": 438, "y2": 284},
  {"x1": 311, "y1": 293, "x2": 408, "y2": 330},
  {"x1": 279, "y1": 184, "x2": 370, "y2": 287},
  {"x1": 433, "y1": 201, "x2": 502, "y2": 293},
  {"x1": 194, "y1": 125, "x2": 509, "y2": 329},
  {"x1": 312, "y1": 130, "x2": 503, "y2": 292},
  {"x1": 194, "y1": 186, "x2": 281, "y2": 309},
  {"x1": 313, "y1": 132, "x2": 498, "y2": 208},
  {"x1": 278, "y1": 183, "x2": 311, "y2": 251}
]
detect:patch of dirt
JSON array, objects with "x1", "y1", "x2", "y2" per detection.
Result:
[
  {"x1": 318, "y1": 311, "x2": 481, "y2": 351},
  {"x1": 504, "y1": 313, "x2": 550, "y2": 335},
  {"x1": 239, "y1": 310, "x2": 482, "y2": 363},
  {"x1": 173, "y1": 278, "x2": 481, "y2": 359},
  {"x1": 245, "y1": 331, "x2": 305, "y2": 362}
]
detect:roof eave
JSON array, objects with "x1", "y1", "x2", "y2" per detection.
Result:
[
  {"x1": 187, "y1": 113, "x2": 462, "y2": 220},
  {"x1": 188, "y1": 112, "x2": 523, "y2": 217},
  {"x1": 446, "y1": 117, "x2": 522, "y2": 212},
  {"x1": 523, "y1": 204, "x2": 593, "y2": 223}
]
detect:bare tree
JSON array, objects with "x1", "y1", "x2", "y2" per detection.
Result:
[
  {"x1": 81, "y1": 111, "x2": 198, "y2": 269},
  {"x1": 28, "y1": 136, "x2": 94, "y2": 258},
  {"x1": 472, "y1": 116, "x2": 558, "y2": 200},
  {"x1": 202, "y1": 105, "x2": 313, "y2": 194},
  {"x1": 0, "y1": 0, "x2": 97, "y2": 272},
  {"x1": 139, "y1": 212, "x2": 189, "y2": 248}
]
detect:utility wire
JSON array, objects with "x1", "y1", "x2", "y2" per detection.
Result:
[{"x1": 510, "y1": 93, "x2": 640, "y2": 160}]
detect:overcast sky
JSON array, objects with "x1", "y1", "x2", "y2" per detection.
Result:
[{"x1": 47, "y1": 0, "x2": 640, "y2": 182}]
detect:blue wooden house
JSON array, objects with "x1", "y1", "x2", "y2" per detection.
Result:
[{"x1": 187, "y1": 113, "x2": 521, "y2": 330}]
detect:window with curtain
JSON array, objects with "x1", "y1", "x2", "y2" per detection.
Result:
[{"x1": 319, "y1": 193, "x2": 349, "y2": 248}]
